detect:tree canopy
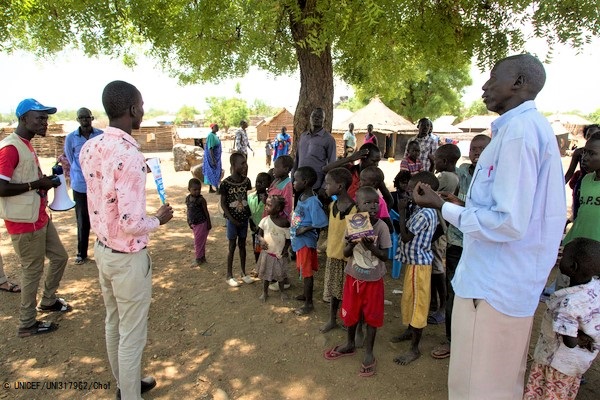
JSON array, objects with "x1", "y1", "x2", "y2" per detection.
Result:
[{"x1": 2, "y1": 1, "x2": 599, "y2": 142}]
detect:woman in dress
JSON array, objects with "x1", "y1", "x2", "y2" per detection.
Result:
[
  {"x1": 203, "y1": 123, "x2": 222, "y2": 193},
  {"x1": 273, "y1": 126, "x2": 292, "y2": 161},
  {"x1": 363, "y1": 123, "x2": 378, "y2": 146}
]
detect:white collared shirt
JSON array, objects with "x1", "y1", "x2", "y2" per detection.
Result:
[{"x1": 442, "y1": 101, "x2": 566, "y2": 317}]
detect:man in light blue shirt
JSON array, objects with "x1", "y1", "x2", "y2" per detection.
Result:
[
  {"x1": 413, "y1": 54, "x2": 566, "y2": 399},
  {"x1": 64, "y1": 108, "x2": 103, "y2": 264}
]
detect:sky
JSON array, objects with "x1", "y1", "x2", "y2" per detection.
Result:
[{"x1": 1, "y1": 38, "x2": 598, "y2": 117}]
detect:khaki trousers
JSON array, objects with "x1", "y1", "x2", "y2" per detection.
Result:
[
  {"x1": 95, "y1": 241, "x2": 152, "y2": 400},
  {"x1": 11, "y1": 221, "x2": 68, "y2": 328},
  {"x1": 449, "y1": 296, "x2": 533, "y2": 400}
]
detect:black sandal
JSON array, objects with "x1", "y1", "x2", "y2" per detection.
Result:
[{"x1": 18, "y1": 320, "x2": 59, "y2": 338}]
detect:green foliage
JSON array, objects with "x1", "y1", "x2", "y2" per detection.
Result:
[
  {"x1": 1, "y1": 0, "x2": 599, "y2": 140},
  {"x1": 250, "y1": 99, "x2": 277, "y2": 117},
  {"x1": 336, "y1": 97, "x2": 366, "y2": 113},
  {"x1": 463, "y1": 100, "x2": 491, "y2": 119},
  {"x1": 588, "y1": 108, "x2": 600, "y2": 124},
  {"x1": 204, "y1": 97, "x2": 249, "y2": 132},
  {"x1": 175, "y1": 105, "x2": 198, "y2": 124}
]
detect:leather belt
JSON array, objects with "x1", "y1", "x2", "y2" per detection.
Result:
[{"x1": 95, "y1": 240, "x2": 145, "y2": 254}]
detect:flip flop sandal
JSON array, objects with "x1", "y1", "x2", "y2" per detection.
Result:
[
  {"x1": 358, "y1": 359, "x2": 377, "y2": 377},
  {"x1": 37, "y1": 298, "x2": 72, "y2": 313},
  {"x1": 323, "y1": 345, "x2": 356, "y2": 360},
  {"x1": 431, "y1": 344, "x2": 451, "y2": 359},
  {"x1": 0, "y1": 282, "x2": 21, "y2": 293},
  {"x1": 18, "y1": 320, "x2": 59, "y2": 338},
  {"x1": 74, "y1": 257, "x2": 85, "y2": 265}
]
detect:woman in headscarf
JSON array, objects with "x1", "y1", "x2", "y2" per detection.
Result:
[{"x1": 203, "y1": 123, "x2": 222, "y2": 193}]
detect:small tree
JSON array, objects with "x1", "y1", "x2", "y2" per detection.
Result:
[
  {"x1": 587, "y1": 108, "x2": 600, "y2": 124},
  {"x1": 176, "y1": 105, "x2": 198, "y2": 124},
  {"x1": 205, "y1": 97, "x2": 249, "y2": 132}
]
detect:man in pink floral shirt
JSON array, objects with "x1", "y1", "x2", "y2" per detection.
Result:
[{"x1": 80, "y1": 81, "x2": 173, "y2": 400}]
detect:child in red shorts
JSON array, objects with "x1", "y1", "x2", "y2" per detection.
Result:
[
  {"x1": 323, "y1": 186, "x2": 391, "y2": 377},
  {"x1": 290, "y1": 166, "x2": 328, "y2": 315}
]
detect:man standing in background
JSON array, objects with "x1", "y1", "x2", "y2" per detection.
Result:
[{"x1": 64, "y1": 107, "x2": 103, "y2": 265}]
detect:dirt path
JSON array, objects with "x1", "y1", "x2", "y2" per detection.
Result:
[{"x1": 0, "y1": 152, "x2": 597, "y2": 400}]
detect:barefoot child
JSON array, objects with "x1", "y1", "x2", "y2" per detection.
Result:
[
  {"x1": 392, "y1": 171, "x2": 439, "y2": 365},
  {"x1": 249, "y1": 172, "x2": 273, "y2": 262},
  {"x1": 220, "y1": 152, "x2": 254, "y2": 287},
  {"x1": 323, "y1": 186, "x2": 391, "y2": 378},
  {"x1": 320, "y1": 168, "x2": 356, "y2": 333},
  {"x1": 186, "y1": 178, "x2": 211, "y2": 267},
  {"x1": 523, "y1": 238, "x2": 600, "y2": 400},
  {"x1": 291, "y1": 166, "x2": 328, "y2": 315},
  {"x1": 256, "y1": 195, "x2": 290, "y2": 302}
]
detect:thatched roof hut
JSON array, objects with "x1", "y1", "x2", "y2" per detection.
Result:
[{"x1": 332, "y1": 98, "x2": 417, "y2": 158}]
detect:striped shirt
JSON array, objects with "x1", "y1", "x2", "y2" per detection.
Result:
[
  {"x1": 396, "y1": 206, "x2": 437, "y2": 265},
  {"x1": 400, "y1": 157, "x2": 423, "y2": 175}
]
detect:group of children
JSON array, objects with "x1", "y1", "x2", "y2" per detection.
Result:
[{"x1": 183, "y1": 133, "x2": 600, "y2": 392}]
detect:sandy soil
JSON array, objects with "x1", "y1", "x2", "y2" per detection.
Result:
[{"x1": 0, "y1": 150, "x2": 598, "y2": 400}]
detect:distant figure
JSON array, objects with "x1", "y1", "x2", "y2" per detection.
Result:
[
  {"x1": 405, "y1": 118, "x2": 438, "y2": 172},
  {"x1": 203, "y1": 123, "x2": 222, "y2": 193},
  {"x1": 343, "y1": 123, "x2": 356, "y2": 157},
  {"x1": 64, "y1": 107, "x2": 103, "y2": 265},
  {"x1": 234, "y1": 120, "x2": 253, "y2": 156},
  {"x1": 363, "y1": 124, "x2": 378, "y2": 147},
  {"x1": 273, "y1": 126, "x2": 291, "y2": 161},
  {"x1": 265, "y1": 139, "x2": 273, "y2": 167},
  {"x1": 56, "y1": 153, "x2": 71, "y2": 187}
]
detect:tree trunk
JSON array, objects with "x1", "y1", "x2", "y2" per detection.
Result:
[{"x1": 288, "y1": 1, "x2": 334, "y2": 157}]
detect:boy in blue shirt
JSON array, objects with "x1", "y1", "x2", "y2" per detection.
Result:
[
  {"x1": 291, "y1": 166, "x2": 329, "y2": 315},
  {"x1": 392, "y1": 171, "x2": 439, "y2": 365}
]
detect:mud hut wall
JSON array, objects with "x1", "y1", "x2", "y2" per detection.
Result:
[
  {"x1": 256, "y1": 111, "x2": 294, "y2": 141},
  {"x1": 131, "y1": 126, "x2": 175, "y2": 152},
  {"x1": 0, "y1": 132, "x2": 65, "y2": 159}
]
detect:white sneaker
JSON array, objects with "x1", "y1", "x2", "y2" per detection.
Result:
[
  {"x1": 226, "y1": 278, "x2": 240, "y2": 287},
  {"x1": 269, "y1": 282, "x2": 291, "y2": 291},
  {"x1": 241, "y1": 275, "x2": 254, "y2": 284}
]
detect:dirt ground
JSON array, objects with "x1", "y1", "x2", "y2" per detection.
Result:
[{"x1": 0, "y1": 151, "x2": 598, "y2": 400}]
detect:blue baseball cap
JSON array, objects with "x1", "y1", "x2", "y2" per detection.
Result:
[{"x1": 15, "y1": 98, "x2": 57, "y2": 118}]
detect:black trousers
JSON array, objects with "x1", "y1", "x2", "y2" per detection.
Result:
[{"x1": 73, "y1": 190, "x2": 91, "y2": 259}]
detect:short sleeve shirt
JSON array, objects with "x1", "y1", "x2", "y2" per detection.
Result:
[
  {"x1": 397, "y1": 206, "x2": 437, "y2": 265},
  {"x1": 290, "y1": 194, "x2": 328, "y2": 251},
  {"x1": 344, "y1": 219, "x2": 391, "y2": 281},
  {"x1": 219, "y1": 176, "x2": 252, "y2": 222},
  {"x1": 343, "y1": 131, "x2": 356, "y2": 149},
  {"x1": 532, "y1": 278, "x2": 600, "y2": 377}
]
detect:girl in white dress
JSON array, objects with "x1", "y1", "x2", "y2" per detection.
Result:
[{"x1": 256, "y1": 195, "x2": 291, "y2": 302}]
